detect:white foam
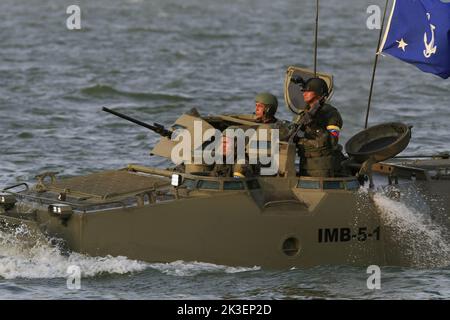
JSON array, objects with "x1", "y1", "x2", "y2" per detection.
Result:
[
  {"x1": 0, "y1": 226, "x2": 259, "y2": 279},
  {"x1": 373, "y1": 192, "x2": 450, "y2": 268},
  {"x1": 0, "y1": 228, "x2": 147, "y2": 280}
]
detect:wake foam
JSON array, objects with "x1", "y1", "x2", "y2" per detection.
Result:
[
  {"x1": 373, "y1": 191, "x2": 450, "y2": 268},
  {"x1": 0, "y1": 226, "x2": 259, "y2": 279},
  {"x1": 0, "y1": 227, "x2": 147, "y2": 280}
]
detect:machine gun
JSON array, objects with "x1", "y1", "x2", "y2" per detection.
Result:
[{"x1": 102, "y1": 107, "x2": 172, "y2": 138}]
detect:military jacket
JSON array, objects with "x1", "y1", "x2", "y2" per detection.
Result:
[
  {"x1": 296, "y1": 103, "x2": 343, "y2": 157},
  {"x1": 256, "y1": 118, "x2": 292, "y2": 141}
]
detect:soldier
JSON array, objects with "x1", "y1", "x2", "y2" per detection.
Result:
[
  {"x1": 211, "y1": 134, "x2": 254, "y2": 178},
  {"x1": 254, "y1": 92, "x2": 291, "y2": 140},
  {"x1": 212, "y1": 93, "x2": 294, "y2": 178},
  {"x1": 254, "y1": 92, "x2": 279, "y2": 124},
  {"x1": 232, "y1": 93, "x2": 290, "y2": 177},
  {"x1": 212, "y1": 93, "x2": 286, "y2": 178},
  {"x1": 294, "y1": 78, "x2": 346, "y2": 177}
]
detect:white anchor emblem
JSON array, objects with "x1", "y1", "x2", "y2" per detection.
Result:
[{"x1": 423, "y1": 13, "x2": 437, "y2": 58}]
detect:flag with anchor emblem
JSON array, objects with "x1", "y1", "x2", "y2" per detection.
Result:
[{"x1": 379, "y1": 0, "x2": 450, "y2": 79}]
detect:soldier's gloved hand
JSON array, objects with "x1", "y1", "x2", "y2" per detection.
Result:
[
  {"x1": 290, "y1": 75, "x2": 305, "y2": 86},
  {"x1": 301, "y1": 112, "x2": 313, "y2": 126}
]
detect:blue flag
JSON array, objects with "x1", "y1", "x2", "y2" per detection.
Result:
[{"x1": 380, "y1": 0, "x2": 450, "y2": 79}]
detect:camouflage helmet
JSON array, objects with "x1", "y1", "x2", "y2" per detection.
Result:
[
  {"x1": 255, "y1": 92, "x2": 278, "y2": 117},
  {"x1": 301, "y1": 78, "x2": 329, "y2": 97}
]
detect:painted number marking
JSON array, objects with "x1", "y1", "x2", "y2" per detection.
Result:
[{"x1": 318, "y1": 226, "x2": 380, "y2": 243}]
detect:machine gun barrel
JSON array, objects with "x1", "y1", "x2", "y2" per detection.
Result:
[{"x1": 102, "y1": 107, "x2": 172, "y2": 138}]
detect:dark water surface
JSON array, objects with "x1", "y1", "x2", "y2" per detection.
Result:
[{"x1": 0, "y1": 0, "x2": 449, "y2": 299}]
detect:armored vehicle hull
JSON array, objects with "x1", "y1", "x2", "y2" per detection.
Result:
[
  {"x1": 3, "y1": 160, "x2": 448, "y2": 269},
  {"x1": 0, "y1": 167, "x2": 379, "y2": 268}
]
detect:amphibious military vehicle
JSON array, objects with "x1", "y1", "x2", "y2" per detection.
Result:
[{"x1": 0, "y1": 67, "x2": 448, "y2": 269}]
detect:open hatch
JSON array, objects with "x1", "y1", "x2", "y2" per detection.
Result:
[{"x1": 284, "y1": 66, "x2": 334, "y2": 115}]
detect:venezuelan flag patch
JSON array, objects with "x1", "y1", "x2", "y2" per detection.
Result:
[{"x1": 326, "y1": 125, "x2": 341, "y2": 138}]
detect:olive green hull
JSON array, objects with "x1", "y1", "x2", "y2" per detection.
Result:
[
  {"x1": 4, "y1": 156, "x2": 448, "y2": 269},
  {"x1": 0, "y1": 177, "x2": 402, "y2": 269}
]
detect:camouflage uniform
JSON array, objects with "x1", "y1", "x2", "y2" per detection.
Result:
[
  {"x1": 296, "y1": 103, "x2": 346, "y2": 177},
  {"x1": 212, "y1": 93, "x2": 291, "y2": 178},
  {"x1": 256, "y1": 118, "x2": 291, "y2": 141}
]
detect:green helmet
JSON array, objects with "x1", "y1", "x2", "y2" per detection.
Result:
[
  {"x1": 255, "y1": 92, "x2": 278, "y2": 117},
  {"x1": 302, "y1": 78, "x2": 329, "y2": 97}
]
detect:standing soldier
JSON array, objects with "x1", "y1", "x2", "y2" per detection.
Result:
[{"x1": 294, "y1": 78, "x2": 345, "y2": 177}]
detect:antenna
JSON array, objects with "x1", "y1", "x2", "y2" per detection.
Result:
[
  {"x1": 364, "y1": 0, "x2": 390, "y2": 129},
  {"x1": 314, "y1": 0, "x2": 319, "y2": 76}
]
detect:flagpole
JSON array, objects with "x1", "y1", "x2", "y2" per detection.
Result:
[
  {"x1": 364, "y1": 0, "x2": 389, "y2": 129},
  {"x1": 314, "y1": 0, "x2": 319, "y2": 76}
]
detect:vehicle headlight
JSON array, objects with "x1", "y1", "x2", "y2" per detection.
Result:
[
  {"x1": 0, "y1": 193, "x2": 17, "y2": 210},
  {"x1": 171, "y1": 174, "x2": 183, "y2": 187},
  {"x1": 48, "y1": 204, "x2": 73, "y2": 219}
]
